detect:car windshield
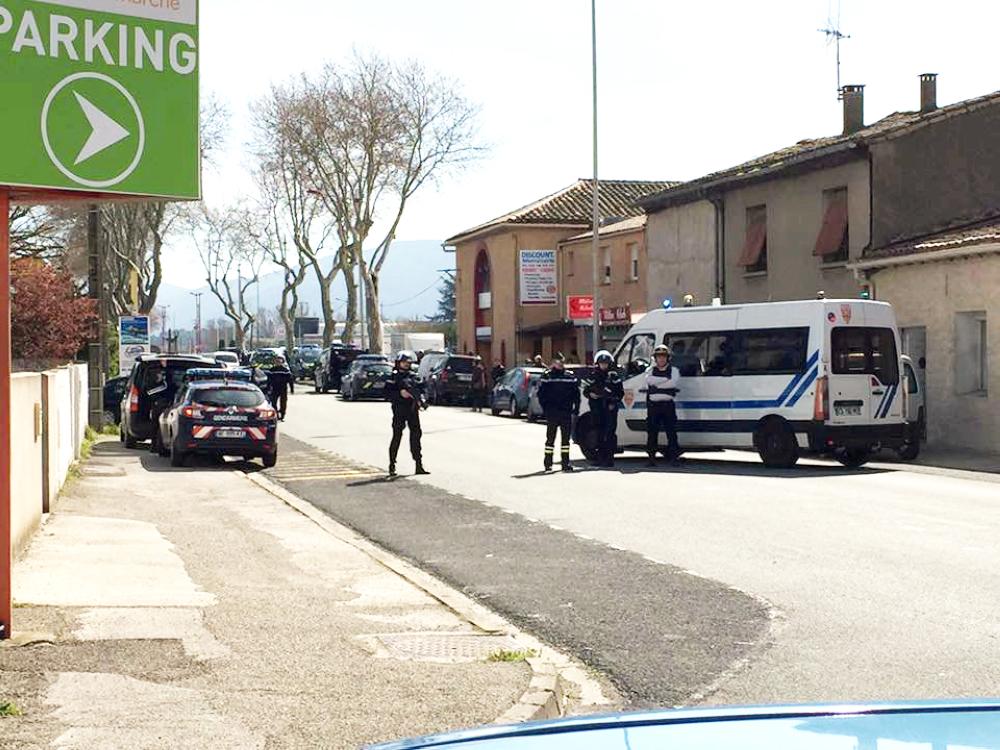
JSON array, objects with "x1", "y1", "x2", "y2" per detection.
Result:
[
  {"x1": 298, "y1": 349, "x2": 320, "y2": 362},
  {"x1": 363, "y1": 364, "x2": 392, "y2": 373},
  {"x1": 446, "y1": 357, "x2": 475, "y2": 373},
  {"x1": 191, "y1": 387, "x2": 264, "y2": 408}
]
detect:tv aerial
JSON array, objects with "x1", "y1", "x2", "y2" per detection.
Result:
[{"x1": 819, "y1": 0, "x2": 850, "y2": 99}]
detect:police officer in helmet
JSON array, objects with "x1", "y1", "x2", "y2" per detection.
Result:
[
  {"x1": 584, "y1": 350, "x2": 624, "y2": 468},
  {"x1": 645, "y1": 344, "x2": 681, "y2": 466},
  {"x1": 385, "y1": 350, "x2": 429, "y2": 477},
  {"x1": 537, "y1": 352, "x2": 580, "y2": 472}
]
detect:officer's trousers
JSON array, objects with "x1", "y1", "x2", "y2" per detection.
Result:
[
  {"x1": 590, "y1": 402, "x2": 618, "y2": 465},
  {"x1": 544, "y1": 412, "x2": 572, "y2": 467},
  {"x1": 646, "y1": 400, "x2": 679, "y2": 459},
  {"x1": 389, "y1": 405, "x2": 422, "y2": 464}
]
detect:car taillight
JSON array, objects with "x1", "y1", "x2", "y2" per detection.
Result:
[
  {"x1": 523, "y1": 372, "x2": 530, "y2": 387},
  {"x1": 257, "y1": 407, "x2": 277, "y2": 420},
  {"x1": 813, "y1": 376, "x2": 828, "y2": 421},
  {"x1": 440, "y1": 370, "x2": 449, "y2": 382},
  {"x1": 181, "y1": 406, "x2": 203, "y2": 419},
  {"x1": 129, "y1": 386, "x2": 140, "y2": 413}
]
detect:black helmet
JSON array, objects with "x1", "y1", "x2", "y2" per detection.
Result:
[
  {"x1": 653, "y1": 344, "x2": 671, "y2": 357},
  {"x1": 395, "y1": 350, "x2": 416, "y2": 363}
]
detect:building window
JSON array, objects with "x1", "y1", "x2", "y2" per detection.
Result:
[
  {"x1": 629, "y1": 243, "x2": 639, "y2": 281},
  {"x1": 955, "y1": 312, "x2": 988, "y2": 395},
  {"x1": 602, "y1": 246, "x2": 611, "y2": 285},
  {"x1": 814, "y1": 187, "x2": 849, "y2": 263},
  {"x1": 739, "y1": 205, "x2": 767, "y2": 273},
  {"x1": 567, "y1": 250, "x2": 575, "y2": 277}
]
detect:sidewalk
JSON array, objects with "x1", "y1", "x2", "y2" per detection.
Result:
[
  {"x1": 0, "y1": 440, "x2": 534, "y2": 749},
  {"x1": 872, "y1": 445, "x2": 1000, "y2": 479}
]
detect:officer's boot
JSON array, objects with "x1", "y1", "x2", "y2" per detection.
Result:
[
  {"x1": 560, "y1": 446, "x2": 573, "y2": 472},
  {"x1": 415, "y1": 462, "x2": 430, "y2": 475},
  {"x1": 543, "y1": 446, "x2": 554, "y2": 472}
]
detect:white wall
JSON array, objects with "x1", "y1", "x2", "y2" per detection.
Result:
[
  {"x1": 645, "y1": 200, "x2": 717, "y2": 311},
  {"x1": 10, "y1": 374, "x2": 43, "y2": 558}
]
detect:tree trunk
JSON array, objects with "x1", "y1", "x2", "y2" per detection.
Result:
[
  {"x1": 340, "y1": 250, "x2": 358, "y2": 344},
  {"x1": 362, "y1": 270, "x2": 382, "y2": 354}
]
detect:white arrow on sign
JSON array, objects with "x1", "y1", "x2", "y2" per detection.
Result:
[{"x1": 73, "y1": 91, "x2": 130, "y2": 166}]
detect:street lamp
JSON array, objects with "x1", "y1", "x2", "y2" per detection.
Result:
[{"x1": 590, "y1": 0, "x2": 601, "y2": 360}]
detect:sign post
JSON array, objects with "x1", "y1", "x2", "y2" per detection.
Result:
[{"x1": 0, "y1": 0, "x2": 200, "y2": 639}]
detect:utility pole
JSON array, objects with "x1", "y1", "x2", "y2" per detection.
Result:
[
  {"x1": 589, "y1": 0, "x2": 602, "y2": 359},
  {"x1": 358, "y1": 257, "x2": 367, "y2": 350},
  {"x1": 190, "y1": 292, "x2": 202, "y2": 353},
  {"x1": 86, "y1": 205, "x2": 106, "y2": 429},
  {"x1": 159, "y1": 305, "x2": 169, "y2": 351}
]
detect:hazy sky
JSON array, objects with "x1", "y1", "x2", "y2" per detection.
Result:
[{"x1": 168, "y1": 0, "x2": 1000, "y2": 289}]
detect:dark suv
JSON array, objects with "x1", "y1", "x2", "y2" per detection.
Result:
[
  {"x1": 120, "y1": 354, "x2": 224, "y2": 448},
  {"x1": 426, "y1": 355, "x2": 478, "y2": 405},
  {"x1": 314, "y1": 344, "x2": 364, "y2": 392}
]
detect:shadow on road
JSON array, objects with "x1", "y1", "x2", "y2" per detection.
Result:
[
  {"x1": 578, "y1": 455, "x2": 893, "y2": 479},
  {"x1": 345, "y1": 475, "x2": 399, "y2": 487}
]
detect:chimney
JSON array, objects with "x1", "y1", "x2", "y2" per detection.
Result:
[
  {"x1": 841, "y1": 84, "x2": 865, "y2": 135},
  {"x1": 920, "y1": 73, "x2": 938, "y2": 114}
]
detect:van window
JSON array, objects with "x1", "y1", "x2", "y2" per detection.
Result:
[
  {"x1": 731, "y1": 327, "x2": 809, "y2": 375},
  {"x1": 664, "y1": 332, "x2": 735, "y2": 377},
  {"x1": 616, "y1": 333, "x2": 655, "y2": 377},
  {"x1": 831, "y1": 327, "x2": 899, "y2": 384},
  {"x1": 904, "y1": 362, "x2": 919, "y2": 394}
]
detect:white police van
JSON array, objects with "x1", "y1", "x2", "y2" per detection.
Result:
[{"x1": 576, "y1": 299, "x2": 906, "y2": 468}]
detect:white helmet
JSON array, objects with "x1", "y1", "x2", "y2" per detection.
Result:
[
  {"x1": 395, "y1": 350, "x2": 416, "y2": 363},
  {"x1": 594, "y1": 350, "x2": 614, "y2": 365}
]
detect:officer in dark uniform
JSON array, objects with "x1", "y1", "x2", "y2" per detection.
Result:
[
  {"x1": 266, "y1": 355, "x2": 295, "y2": 421},
  {"x1": 584, "y1": 350, "x2": 624, "y2": 468},
  {"x1": 537, "y1": 353, "x2": 579, "y2": 472},
  {"x1": 385, "y1": 350, "x2": 429, "y2": 477}
]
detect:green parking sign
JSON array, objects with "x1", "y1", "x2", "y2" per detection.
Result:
[{"x1": 0, "y1": 0, "x2": 199, "y2": 199}]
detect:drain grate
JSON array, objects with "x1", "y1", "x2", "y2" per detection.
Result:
[{"x1": 374, "y1": 632, "x2": 518, "y2": 663}]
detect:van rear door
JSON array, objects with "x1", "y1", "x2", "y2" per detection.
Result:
[{"x1": 829, "y1": 326, "x2": 900, "y2": 425}]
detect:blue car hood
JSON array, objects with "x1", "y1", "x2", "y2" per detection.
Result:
[{"x1": 367, "y1": 701, "x2": 1000, "y2": 750}]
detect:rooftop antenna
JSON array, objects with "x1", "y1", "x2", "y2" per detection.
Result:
[{"x1": 818, "y1": 0, "x2": 850, "y2": 99}]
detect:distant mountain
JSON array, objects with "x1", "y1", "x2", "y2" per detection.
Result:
[{"x1": 156, "y1": 240, "x2": 453, "y2": 330}]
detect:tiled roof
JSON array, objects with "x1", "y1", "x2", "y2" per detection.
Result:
[
  {"x1": 862, "y1": 217, "x2": 1000, "y2": 262},
  {"x1": 445, "y1": 179, "x2": 676, "y2": 244},
  {"x1": 563, "y1": 214, "x2": 646, "y2": 243},
  {"x1": 640, "y1": 88, "x2": 1000, "y2": 211}
]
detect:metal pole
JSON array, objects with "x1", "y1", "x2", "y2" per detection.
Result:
[
  {"x1": 190, "y1": 292, "x2": 202, "y2": 353},
  {"x1": 359, "y1": 257, "x2": 367, "y2": 350},
  {"x1": 86, "y1": 205, "x2": 105, "y2": 429},
  {"x1": 590, "y1": 0, "x2": 601, "y2": 359},
  {"x1": 0, "y1": 188, "x2": 11, "y2": 639}
]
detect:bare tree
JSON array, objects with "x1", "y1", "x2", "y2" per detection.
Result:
[
  {"x1": 285, "y1": 55, "x2": 481, "y2": 351},
  {"x1": 10, "y1": 206, "x2": 66, "y2": 262},
  {"x1": 251, "y1": 85, "x2": 344, "y2": 345},
  {"x1": 192, "y1": 205, "x2": 263, "y2": 349}
]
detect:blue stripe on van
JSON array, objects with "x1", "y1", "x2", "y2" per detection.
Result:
[
  {"x1": 674, "y1": 350, "x2": 820, "y2": 411},
  {"x1": 878, "y1": 383, "x2": 897, "y2": 419},
  {"x1": 873, "y1": 387, "x2": 889, "y2": 419}
]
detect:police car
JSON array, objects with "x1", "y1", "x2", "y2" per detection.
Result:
[
  {"x1": 157, "y1": 368, "x2": 279, "y2": 468},
  {"x1": 576, "y1": 299, "x2": 907, "y2": 468}
]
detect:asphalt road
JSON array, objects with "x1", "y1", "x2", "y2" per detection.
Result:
[{"x1": 280, "y1": 390, "x2": 1000, "y2": 706}]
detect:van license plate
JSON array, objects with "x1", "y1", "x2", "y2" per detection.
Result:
[
  {"x1": 834, "y1": 405, "x2": 862, "y2": 417},
  {"x1": 216, "y1": 428, "x2": 246, "y2": 439},
  {"x1": 457, "y1": 374, "x2": 472, "y2": 382}
]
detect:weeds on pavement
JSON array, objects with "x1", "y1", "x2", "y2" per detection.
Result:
[
  {"x1": 487, "y1": 648, "x2": 538, "y2": 663},
  {"x1": 0, "y1": 702, "x2": 22, "y2": 717}
]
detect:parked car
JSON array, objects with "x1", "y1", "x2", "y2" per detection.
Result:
[
  {"x1": 490, "y1": 366, "x2": 545, "y2": 417},
  {"x1": 314, "y1": 344, "x2": 364, "y2": 393},
  {"x1": 211, "y1": 351, "x2": 241, "y2": 368},
  {"x1": 120, "y1": 354, "x2": 224, "y2": 448},
  {"x1": 341, "y1": 361, "x2": 394, "y2": 401},
  {"x1": 366, "y1": 700, "x2": 1000, "y2": 750},
  {"x1": 102, "y1": 376, "x2": 129, "y2": 425},
  {"x1": 896, "y1": 354, "x2": 925, "y2": 460},
  {"x1": 416, "y1": 351, "x2": 449, "y2": 381},
  {"x1": 426, "y1": 354, "x2": 478, "y2": 405},
  {"x1": 156, "y1": 369, "x2": 278, "y2": 468},
  {"x1": 526, "y1": 365, "x2": 592, "y2": 421},
  {"x1": 292, "y1": 345, "x2": 321, "y2": 381}
]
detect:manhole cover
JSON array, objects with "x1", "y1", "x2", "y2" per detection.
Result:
[{"x1": 374, "y1": 632, "x2": 518, "y2": 663}]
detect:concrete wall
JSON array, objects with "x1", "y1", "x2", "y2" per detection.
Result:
[
  {"x1": 873, "y1": 254, "x2": 1000, "y2": 452},
  {"x1": 41, "y1": 364, "x2": 88, "y2": 514},
  {"x1": 871, "y1": 101, "x2": 1000, "y2": 247},
  {"x1": 560, "y1": 225, "x2": 649, "y2": 315},
  {"x1": 723, "y1": 158, "x2": 869, "y2": 303},
  {"x1": 456, "y1": 226, "x2": 586, "y2": 365},
  {"x1": 645, "y1": 200, "x2": 717, "y2": 311},
  {"x1": 11, "y1": 374, "x2": 43, "y2": 558}
]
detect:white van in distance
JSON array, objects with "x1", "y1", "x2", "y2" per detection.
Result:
[{"x1": 576, "y1": 299, "x2": 907, "y2": 468}]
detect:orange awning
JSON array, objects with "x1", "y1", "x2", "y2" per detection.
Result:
[
  {"x1": 738, "y1": 222, "x2": 767, "y2": 266},
  {"x1": 814, "y1": 198, "x2": 849, "y2": 257}
]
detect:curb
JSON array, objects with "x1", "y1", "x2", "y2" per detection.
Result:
[{"x1": 244, "y1": 471, "x2": 595, "y2": 724}]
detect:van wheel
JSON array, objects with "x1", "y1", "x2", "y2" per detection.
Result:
[
  {"x1": 509, "y1": 397, "x2": 519, "y2": 417},
  {"x1": 574, "y1": 414, "x2": 599, "y2": 462},
  {"x1": 262, "y1": 452, "x2": 278, "y2": 469},
  {"x1": 896, "y1": 440, "x2": 920, "y2": 461},
  {"x1": 124, "y1": 428, "x2": 138, "y2": 449},
  {"x1": 837, "y1": 447, "x2": 871, "y2": 468},
  {"x1": 757, "y1": 420, "x2": 799, "y2": 468},
  {"x1": 170, "y1": 440, "x2": 187, "y2": 468}
]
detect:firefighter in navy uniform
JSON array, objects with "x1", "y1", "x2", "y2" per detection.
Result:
[
  {"x1": 385, "y1": 350, "x2": 429, "y2": 477},
  {"x1": 584, "y1": 350, "x2": 624, "y2": 468},
  {"x1": 537, "y1": 353, "x2": 580, "y2": 472}
]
